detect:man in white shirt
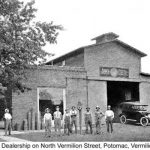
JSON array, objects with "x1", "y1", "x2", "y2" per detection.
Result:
[
  {"x1": 70, "y1": 106, "x2": 77, "y2": 133},
  {"x1": 105, "y1": 105, "x2": 114, "y2": 133},
  {"x1": 43, "y1": 108, "x2": 52, "y2": 137},
  {"x1": 4, "y1": 108, "x2": 12, "y2": 136},
  {"x1": 53, "y1": 106, "x2": 62, "y2": 135}
]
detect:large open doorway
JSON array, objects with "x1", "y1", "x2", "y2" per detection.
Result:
[
  {"x1": 107, "y1": 81, "x2": 139, "y2": 122},
  {"x1": 37, "y1": 87, "x2": 66, "y2": 128}
]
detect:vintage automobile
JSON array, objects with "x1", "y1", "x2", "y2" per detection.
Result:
[{"x1": 118, "y1": 102, "x2": 150, "y2": 126}]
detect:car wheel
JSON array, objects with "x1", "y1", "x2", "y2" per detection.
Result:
[
  {"x1": 120, "y1": 115, "x2": 127, "y2": 124},
  {"x1": 140, "y1": 117, "x2": 149, "y2": 126}
]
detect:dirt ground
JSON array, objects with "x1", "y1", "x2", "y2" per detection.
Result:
[{"x1": 10, "y1": 123, "x2": 150, "y2": 142}]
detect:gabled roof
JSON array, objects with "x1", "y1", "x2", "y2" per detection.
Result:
[
  {"x1": 46, "y1": 47, "x2": 84, "y2": 65},
  {"x1": 82, "y1": 39, "x2": 146, "y2": 57},
  {"x1": 46, "y1": 33, "x2": 147, "y2": 65},
  {"x1": 115, "y1": 39, "x2": 147, "y2": 57}
]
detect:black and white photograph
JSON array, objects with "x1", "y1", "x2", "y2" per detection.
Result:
[{"x1": 0, "y1": 0, "x2": 150, "y2": 146}]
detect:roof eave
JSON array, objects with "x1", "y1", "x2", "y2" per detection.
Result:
[
  {"x1": 46, "y1": 47, "x2": 84, "y2": 65},
  {"x1": 140, "y1": 72, "x2": 150, "y2": 77},
  {"x1": 115, "y1": 39, "x2": 147, "y2": 57},
  {"x1": 46, "y1": 37, "x2": 147, "y2": 65}
]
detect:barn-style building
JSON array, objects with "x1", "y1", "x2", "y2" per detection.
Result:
[{"x1": 8, "y1": 32, "x2": 150, "y2": 130}]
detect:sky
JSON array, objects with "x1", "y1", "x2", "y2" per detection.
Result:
[{"x1": 24, "y1": 0, "x2": 150, "y2": 73}]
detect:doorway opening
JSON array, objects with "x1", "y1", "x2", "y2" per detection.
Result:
[
  {"x1": 107, "y1": 81, "x2": 139, "y2": 122},
  {"x1": 38, "y1": 87, "x2": 66, "y2": 128},
  {"x1": 39, "y1": 100, "x2": 63, "y2": 120}
]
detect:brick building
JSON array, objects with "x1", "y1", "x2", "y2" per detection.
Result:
[{"x1": 9, "y1": 32, "x2": 150, "y2": 129}]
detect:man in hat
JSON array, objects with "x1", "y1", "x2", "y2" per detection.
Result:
[
  {"x1": 4, "y1": 108, "x2": 12, "y2": 136},
  {"x1": 43, "y1": 108, "x2": 52, "y2": 137},
  {"x1": 63, "y1": 108, "x2": 71, "y2": 135},
  {"x1": 54, "y1": 106, "x2": 62, "y2": 135},
  {"x1": 70, "y1": 106, "x2": 77, "y2": 133},
  {"x1": 95, "y1": 106, "x2": 104, "y2": 134},
  {"x1": 105, "y1": 105, "x2": 114, "y2": 133},
  {"x1": 84, "y1": 107, "x2": 93, "y2": 134}
]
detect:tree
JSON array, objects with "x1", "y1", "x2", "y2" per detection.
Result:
[{"x1": 0, "y1": 0, "x2": 63, "y2": 92}]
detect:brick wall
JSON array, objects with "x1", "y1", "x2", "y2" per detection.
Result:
[
  {"x1": 66, "y1": 78, "x2": 87, "y2": 126},
  {"x1": 12, "y1": 89, "x2": 37, "y2": 129},
  {"x1": 88, "y1": 80, "x2": 107, "y2": 124},
  {"x1": 12, "y1": 66, "x2": 87, "y2": 129},
  {"x1": 139, "y1": 82, "x2": 150, "y2": 109},
  {"x1": 84, "y1": 42, "x2": 141, "y2": 79},
  {"x1": 53, "y1": 52, "x2": 84, "y2": 67},
  {"x1": 65, "y1": 52, "x2": 84, "y2": 67}
]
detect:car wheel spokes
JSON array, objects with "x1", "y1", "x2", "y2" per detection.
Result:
[
  {"x1": 140, "y1": 117, "x2": 149, "y2": 126},
  {"x1": 120, "y1": 115, "x2": 127, "y2": 124}
]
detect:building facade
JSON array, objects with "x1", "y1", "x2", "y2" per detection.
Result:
[{"x1": 11, "y1": 32, "x2": 150, "y2": 130}]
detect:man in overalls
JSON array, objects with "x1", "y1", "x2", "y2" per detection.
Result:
[
  {"x1": 70, "y1": 106, "x2": 77, "y2": 134},
  {"x1": 95, "y1": 106, "x2": 104, "y2": 134},
  {"x1": 84, "y1": 107, "x2": 93, "y2": 134},
  {"x1": 63, "y1": 108, "x2": 71, "y2": 135}
]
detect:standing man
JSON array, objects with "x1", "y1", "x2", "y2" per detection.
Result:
[
  {"x1": 43, "y1": 108, "x2": 52, "y2": 137},
  {"x1": 105, "y1": 105, "x2": 114, "y2": 133},
  {"x1": 54, "y1": 106, "x2": 62, "y2": 136},
  {"x1": 4, "y1": 108, "x2": 12, "y2": 136},
  {"x1": 70, "y1": 106, "x2": 77, "y2": 134},
  {"x1": 63, "y1": 108, "x2": 71, "y2": 135},
  {"x1": 84, "y1": 107, "x2": 93, "y2": 134},
  {"x1": 95, "y1": 106, "x2": 104, "y2": 134}
]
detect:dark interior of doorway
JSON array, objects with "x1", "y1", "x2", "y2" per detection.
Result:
[
  {"x1": 39, "y1": 100, "x2": 63, "y2": 120},
  {"x1": 107, "y1": 81, "x2": 139, "y2": 122}
]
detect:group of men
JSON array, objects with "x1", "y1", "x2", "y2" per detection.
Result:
[
  {"x1": 44, "y1": 105, "x2": 78, "y2": 137},
  {"x1": 85, "y1": 105, "x2": 114, "y2": 135},
  {"x1": 44, "y1": 105, "x2": 114, "y2": 137}
]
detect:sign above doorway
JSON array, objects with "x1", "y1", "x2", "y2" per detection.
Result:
[{"x1": 100, "y1": 67, "x2": 129, "y2": 78}]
